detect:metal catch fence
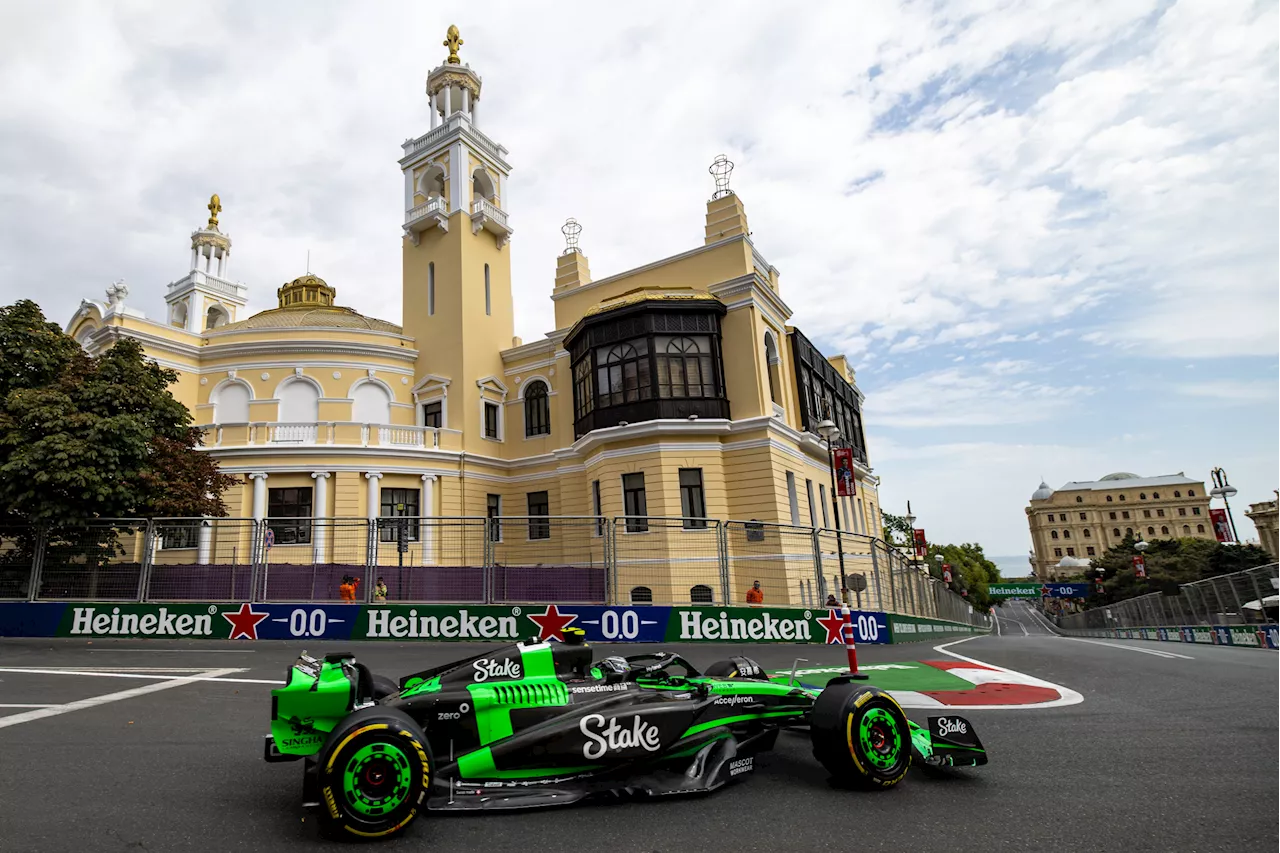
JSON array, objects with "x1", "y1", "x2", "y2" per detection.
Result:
[
  {"x1": 1054, "y1": 563, "x2": 1279, "y2": 631},
  {"x1": 1, "y1": 516, "x2": 985, "y2": 623}
]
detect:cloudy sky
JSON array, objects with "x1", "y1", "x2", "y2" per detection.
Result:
[{"x1": 1, "y1": 1, "x2": 1276, "y2": 561}]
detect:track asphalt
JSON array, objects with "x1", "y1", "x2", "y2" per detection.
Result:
[{"x1": 1, "y1": 598, "x2": 1276, "y2": 853}]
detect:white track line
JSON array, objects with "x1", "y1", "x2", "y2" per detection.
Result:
[
  {"x1": 0, "y1": 667, "x2": 240, "y2": 730},
  {"x1": 994, "y1": 612, "x2": 1002, "y2": 636},
  {"x1": 1054, "y1": 636, "x2": 1194, "y2": 660},
  {"x1": 1022, "y1": 603, "x2": 1063, "y2": 635},
  {"x1": 0, "y1": 704, "x2": 57, "y2": 709},
  {"x1": 929, "y1": 636, "x2": 1084, "y2": 710}
]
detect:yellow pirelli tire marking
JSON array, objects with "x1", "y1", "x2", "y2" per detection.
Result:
[
  {"x1": 344, "y1": 809, "x2": 418, "y2": 838},
  {"x1": 324, "y1": 723, "x2": 389, "y2": 773},
  {"x1": 845, "y1": 712, "x2": 866, "y2": 775}
]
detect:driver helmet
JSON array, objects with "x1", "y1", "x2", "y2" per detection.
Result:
[{"x1": 598, "y1": 655, "x2": 629, "y2": 675}]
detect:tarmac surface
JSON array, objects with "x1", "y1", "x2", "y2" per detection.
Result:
[{"x1": 1, "y1": 598, "x2": 1276, "y2": 853}]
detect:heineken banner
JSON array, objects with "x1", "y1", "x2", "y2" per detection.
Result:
[
  {"x1": 988, "y1": 582, "x2": 1091, "y2": 599},
  {"x1": 0, "y1": 601, "x2": 960, "y2": 645},
  {"x1": 889, "y1": 613, "x2": 989, "y2": 641}
]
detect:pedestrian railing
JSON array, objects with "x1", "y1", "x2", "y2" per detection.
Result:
[
  {"x1": 1053, "y1": 563, "x2": 1279, "y2": 631},
  {"x1": 0, "y1": 516, "x2": 986, "y2": 624}
]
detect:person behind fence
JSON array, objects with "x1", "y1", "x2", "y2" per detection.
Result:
[
  {"x1": 339, "y1": 574, "x2": 360, "y2": 602},
  {"x1": 825, "y1": 593, "x2": 839, "y2": 608},
  {"x1": 374, "y1": 577, "x2": 388, "y2": 603},
  {"x1": 746, "y1": 580, "x2": 763, "y2": 605}
]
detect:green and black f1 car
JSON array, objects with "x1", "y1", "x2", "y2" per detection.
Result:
[{"x1": 264, "y1": 629, "x2": 988, "y2": 839}]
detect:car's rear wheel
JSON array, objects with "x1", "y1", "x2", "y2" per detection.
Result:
[
  {"x1": 810, "y1": 682, "x2": 910, "y2": 789},
  {"x1": 316, "y1": 706, "x2": 432, "y2": 840},
  {"x1": 703, "y1": 656, "x2": 769, "y2": 680}
]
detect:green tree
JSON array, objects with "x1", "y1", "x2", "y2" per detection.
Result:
[
  {"x1": 920, "y1": 541, "x2": 1002, "y2": 612},
  {"x1": 880, "y1": 511, "x2": 913, "y2": 547},
  {"x1": 0, "y1": 299, "x2": 234, "y2": 526},
  {"x1": 1080, "y1": 534, "x2": 1273, "y2": 608}
]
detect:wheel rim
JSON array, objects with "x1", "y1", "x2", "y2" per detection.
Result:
[
  {"x1": 342, "y1": 742, "x2": 413, "y2": 818},
  {"x1": 858, "y1": 707, "x2": 903, "y2": 770}
]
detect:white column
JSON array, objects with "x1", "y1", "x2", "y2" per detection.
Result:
[
  {"x1": 190, "y1": 246, "x2": 199, "y2": 270},
  {"x1": 250, "y1": 472, "x2": 269, "y2": 519},
  {"x1": 196, "y1": 518, "x2": 212, "y2": 565},
  {"x1": 471, "y1": 98, "x2": 478, "y2": 128},
  {"x1": 462, "y1": 87, "x2": 470, "y2": 115},
  {"x1": 420, "y1": 474, "x2": 437, "y2": 565},
  {"x1": 430, "y1": 90, "x2": 438, "y2": 128},
  {"x1": 312, "y1": 472, "x2": 330, "y2": 564},
  {"x1": 444, "y1": 85, "x2": 452, "y2": 117},
  {"x1": 365, "y1": 472, "x2": 383, "y2": 520}
]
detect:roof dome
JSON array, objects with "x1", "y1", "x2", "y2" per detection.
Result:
[
  {"x1": 1031, "y1": 481, "x2": 1055, "y2": 501},
  {"x1": 212, "y1": 273, "x2": 401, "y2": 334},
  {"x1": 1099, "y1": 472, "x2": 1140, "y2": 481}
]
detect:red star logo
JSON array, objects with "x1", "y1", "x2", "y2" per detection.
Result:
[
  {"x1": 1040, "y1": 585, "x2": 1052, "y2": 597},
  {"x1": 223, "y1": 603, "x2": 269, "y2": 640},
  {"x1": 817, "y1": 608, "x2": 847, "y2": 645},
  {"x1": 526, "y1": 604, "x2": 578, "y2": 642}
]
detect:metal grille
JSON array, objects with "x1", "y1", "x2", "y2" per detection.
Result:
[
  {"x1": 488, "y1": 517, "x2": 608, "y2": 604},
  {"x1": 35, "y1": 521, "x2": 149, "y2": 601},
  {"x1": 146, "y1": 518, "x2": 257, "y2": 601},
  {"x1": 724, "y1": 521, "x2": 821, "y2": 608},
  {"x1": 611, "y1": 517, "x2": 724, "y2": 605},
  {"x1": 256, "y1": 518, "x2": 372, "y2": 602},
  {"x1": 0, "y1": 525, "x2": 37, "y2": 600}
]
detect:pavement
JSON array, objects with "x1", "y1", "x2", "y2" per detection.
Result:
[{"x1": 0, "y1": 598, "x2": 1276, "y2": 853}]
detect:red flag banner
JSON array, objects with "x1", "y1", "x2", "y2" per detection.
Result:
[
  {"x1": 913, "y1": 528, "x2": 927, "y2": 558},
  {"x1": 1132, "y1": 555, "x2": 1146, "y2": 578},
  {"x1": 942, "y1": 563, "x2": 952, "y2": 584},
  {"x1": 834, "y1": 448, "x2": 856, "y2": 497},
  {"x1": 1209, "y1": 508, "x2": 1232, "y2": 543}
]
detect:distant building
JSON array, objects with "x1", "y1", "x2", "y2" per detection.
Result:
[
  {"x1": 1026, "y1": 472, "x2": 1213, "y2": 580},
  {"x1": 1245, "y1": 497, "x2": 1278, "y2": 559}
]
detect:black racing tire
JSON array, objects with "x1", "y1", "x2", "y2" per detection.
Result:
[
  {"x1": 703, "y1": 656, "x2": 769, "y2": 681},
  {"x1": 809, "y1": 683, "x2": 911, "y2": 789},
  {"x1": 315, "y1": 706, "x2": 432, "y2": 840},
  {"x1": 370, "y1": 674, "x2": 399, "y2": 701}
]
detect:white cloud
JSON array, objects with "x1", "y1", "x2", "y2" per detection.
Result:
[{"x1": 1177, "y1": 380, "x2": 1279, "y2": 404}]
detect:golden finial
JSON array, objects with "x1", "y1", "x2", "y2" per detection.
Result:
[
  {"x1": 443, "y1": 25, "x2": 463, "y2": 65},
  {"x1": 207, "y1": 193, "x2": 222, "y2": 229}
]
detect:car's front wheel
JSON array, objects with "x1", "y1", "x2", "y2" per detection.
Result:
[
  {"x1": 809, "y1": 682, "x2": 911, "y2": 789},
  {"x1": 315, "y1": 706, "x2": 432, "y2": 840}
]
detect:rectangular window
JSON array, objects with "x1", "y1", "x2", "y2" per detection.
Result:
[
  {"x1": 379, "y1": 488, "x2": 419, "y2": 542},
  {"x1": 1143, "y1": 509, "x2": 1152, "y2": 518},
  {"x1": 857, "y1": 500, "x2": 868, "y2": 536},
  {"x1": 158, "y1": 523, "x2": 199, "y2": 550},
  {"x1": 428, "y1": 262, "x2": 435, "y2": 316},
  {"x1": 1122, "y1": 511, "x2": 1130, "y2": 519},
  {"x1": 484, "y1": 263, "x2": 491, "y2": 316},
  {"x1": 527, "y1": 491, "x2": 550, "y2": 540},
  {"x1": 1086, "y1": 546, "x2": 1096, "y2": 556},
  {"x1": 1157, "y1": 509, "x2": 1165, "y2": 517},
  {"x1": 1109, "y1": 511, "x2": 1117, "y2": 520},
  {"x1": 484, "y1": 401, "x2": 500, "y2": 439},
  {"x1": 422, "y1": 401, "x2": 442, "y2": 429},
  {"x1": 1193, "y1": 507, "x2": 1201, "y2": 515},
  {"x1": 679, "y1": 469, "x2": 707, "y2": 529},
  {"x1": 841, "y1": 495, "x2": 852, "y2": 533},
  {"x1": 623, "y1": 473, "x2": 648, "y2": 532},
  {"x1": 268, "y1": 487, "x2": 313, "y2": 545},
  {"x1": 819, "y1": 483, "x2": 830, "y2": 529},
  {"x1": 1079, "y1": 512, "x2": 1087, "y2": 520},
  {"x1": 1066, "y1": 547, "x2": 1075, "y2": 556},
  {"x1": 1178, "y1": 507, "x2": 1187, "y2": 516},
  {"x1": 805, "y1": 480, "x2": 817, "y2": 527},
  {"x1": 486, "y1": 494, "x2": 501, "y2": 542},
  {"x1": 1054, "y1": 547, "x2": 1063, "y2": 557},
  {"x1": 786, "y1": 472, "x2": 800, "y2": 525},
  {"x1": 592, "y1": 480, "x2": 603, "y2": 536}
]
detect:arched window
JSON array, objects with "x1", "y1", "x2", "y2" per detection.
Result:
[
  {"x1": 205, "y1": 305, "x2": 229, "y2": 330},
  {"x1": 1113, "y1": 528, "x2": 1121, "y2": 537},
  {"x1": 1125, "y1": 527, "x2": 1133, "y2": 536},
  {"x1": 1083, "y1": 528, "x2": 1091, "y2": 538},
  {"x1": 523, "y1": 380, "x2": 550, "y2": 437},
  {"x1": 763, "y1": 332, "x2": 781, "y2": 404},
  {"x1": 212, "y1": 382, "x2": 250, "y2": 424},
  {"x1": 1197, "y1": 524, "x2": 1205, "y2": 533},
  {"x1": 1174, "y1": 491, "x2": 1181, "y2": 498},
  {"x1": 1182, "y1": 525, "x2": 1190, "y2": 534},
  {"x1": 1152, "y1": 491, "x2": 1160, "y2": 499},
  {"x1": 170, "y1": 301, "x2": 189, "y2": 329},
  {"x1": 1051, "y1": 531, "x2": 1059, "y2": 539},
  {"x1": 1062, "y1": 530, "x2": 1071, "y2": 539},
  {"x1": 1106, "y1": 495, "x2": 1113, "y2": 502},
  {"x1": 1161, "y1": 525, "x2": 1169, "y2": 535},
  {"x1": 1076, "y1": 496, "x2": 1083, "y2": 503},
  {"x1": 630, "y1": 586, "x2": 653, "y2": 604},
  {"x1": 690, "y1": 584, "x2": 714, "y2": 604},
  {"x1": 352, "y1": 382, "x2": 391, "y2": 424},
  {"x1": 1119, "y1": 494, "x2": 1126, "y2": 501},
  {"x1": 597, "y1": 342, "x2": 649, "y2": 408},
  {"x1": 417, "y1": 164, "x2": 445, "y2": 199},
  {"x1": 1147, "y1": 527, "x2": 1155, "y2": 535},
  {"x1": 279, "y1": 379, "x2": 320, "y2": 423},
  {"x1": 657, "y1": 336, "x2": 715, "y2": 399},
  {"x1": 1187, "y1": 489, "x2": 1195, "y2": 497},
  {"x1": 1139, "y1": 493, "x2": 1147, "y2": 500},
  {"x1": 472, "y1": 168, "x2": 496, "y2": 202}
]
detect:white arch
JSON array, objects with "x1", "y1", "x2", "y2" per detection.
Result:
[
  {"x1": 472, "y1": 167, "x2": 496, "y2": 201},
  {"x1": 763, "y1": 330, "x2": 780, "y2": 364},
  {"x1": 272, "y1": 373, "x2": 324, "y2": 401},
  {"x1": 517, "y1": 375, "x2": 551, "y2": 400},
  {"x1": 205, "y1": 302, "x2": 230, "y2": 330},
  {"x1": 210, "y1": 378, "x2": 253, "y2": 423},
  {"x1": 417, "y1": 162, "x2": 447, "y2": 199},
  {"x1": 275, "y1": 375, "x2": 322, "y2": 423},
  {"x1": 350, "y1": 379, "x2": 393, "y2": 424}
]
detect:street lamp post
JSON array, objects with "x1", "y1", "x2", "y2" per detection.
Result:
[
  {"x1": 816, "y1": 417, "x2": 867, "y2": 680},
  {"x1": 1210, "y1": 467, "x2": 1240, "y2": 543}
]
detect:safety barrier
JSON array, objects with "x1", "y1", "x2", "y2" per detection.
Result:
[{"x1": 0, "y1": 517, "x2": 986, "y2": 627}]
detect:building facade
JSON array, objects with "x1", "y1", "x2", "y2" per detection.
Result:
[
  {"x1": 64, "y1": 29, "x2": 884, "y2": 604},
  {"x1": 1245, "y1": 497, "x2": 1278, "y2": 559},
  {"x1": 1026, "y1": 473, "x2": 1213, "y2": 579}
]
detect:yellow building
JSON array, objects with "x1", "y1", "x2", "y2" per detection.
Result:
[
  {"x1": 1245, "y1": 497, "x2": 1278, "y2": 559},
  {"x1": 1026, "y1": 473, "x2": 1214, "y2": 579},
  {"x1": 65, "y1": 28, "x2": 885, "y2": 605}
]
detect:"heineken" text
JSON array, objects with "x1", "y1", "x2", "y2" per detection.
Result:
[
  {"x1": 70, "y1": 606, "x2": 213, "y2": 637},
  {"x1": 677, "y1": 610, "x2": 811, "y2": 642},
  {"x1": 365, "y1": 608, "x2": 518, "y2": 640}
]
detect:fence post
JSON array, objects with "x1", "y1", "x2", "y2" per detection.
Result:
[
  {"x1": 810, "y1": 530, "x2": 823, "y2": 599},
  {"x1": 137, "y1": 520, "x2": 156, "y2": 603},
  {"x1": 249, "y1": 519, "x2": 264, "y2": 603},
  {"x1": 717, "y1": 521, "x2": 730, "y2": 607},
  {"x1": 27, "y1": 527, "x2": 47, "y2": 602},
  {"x1": 1248, "y1": 570, "x2": 1266, "y2": 621},
  {"x1": 885, "y1": 549, "x2": 898, "y2": 613},
  {"x1": 869, "y1": 542, "x2": 884, "y2": 612},
  {"x1": 603, "y1": 517, "x2": 614, "y2": 606}
]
